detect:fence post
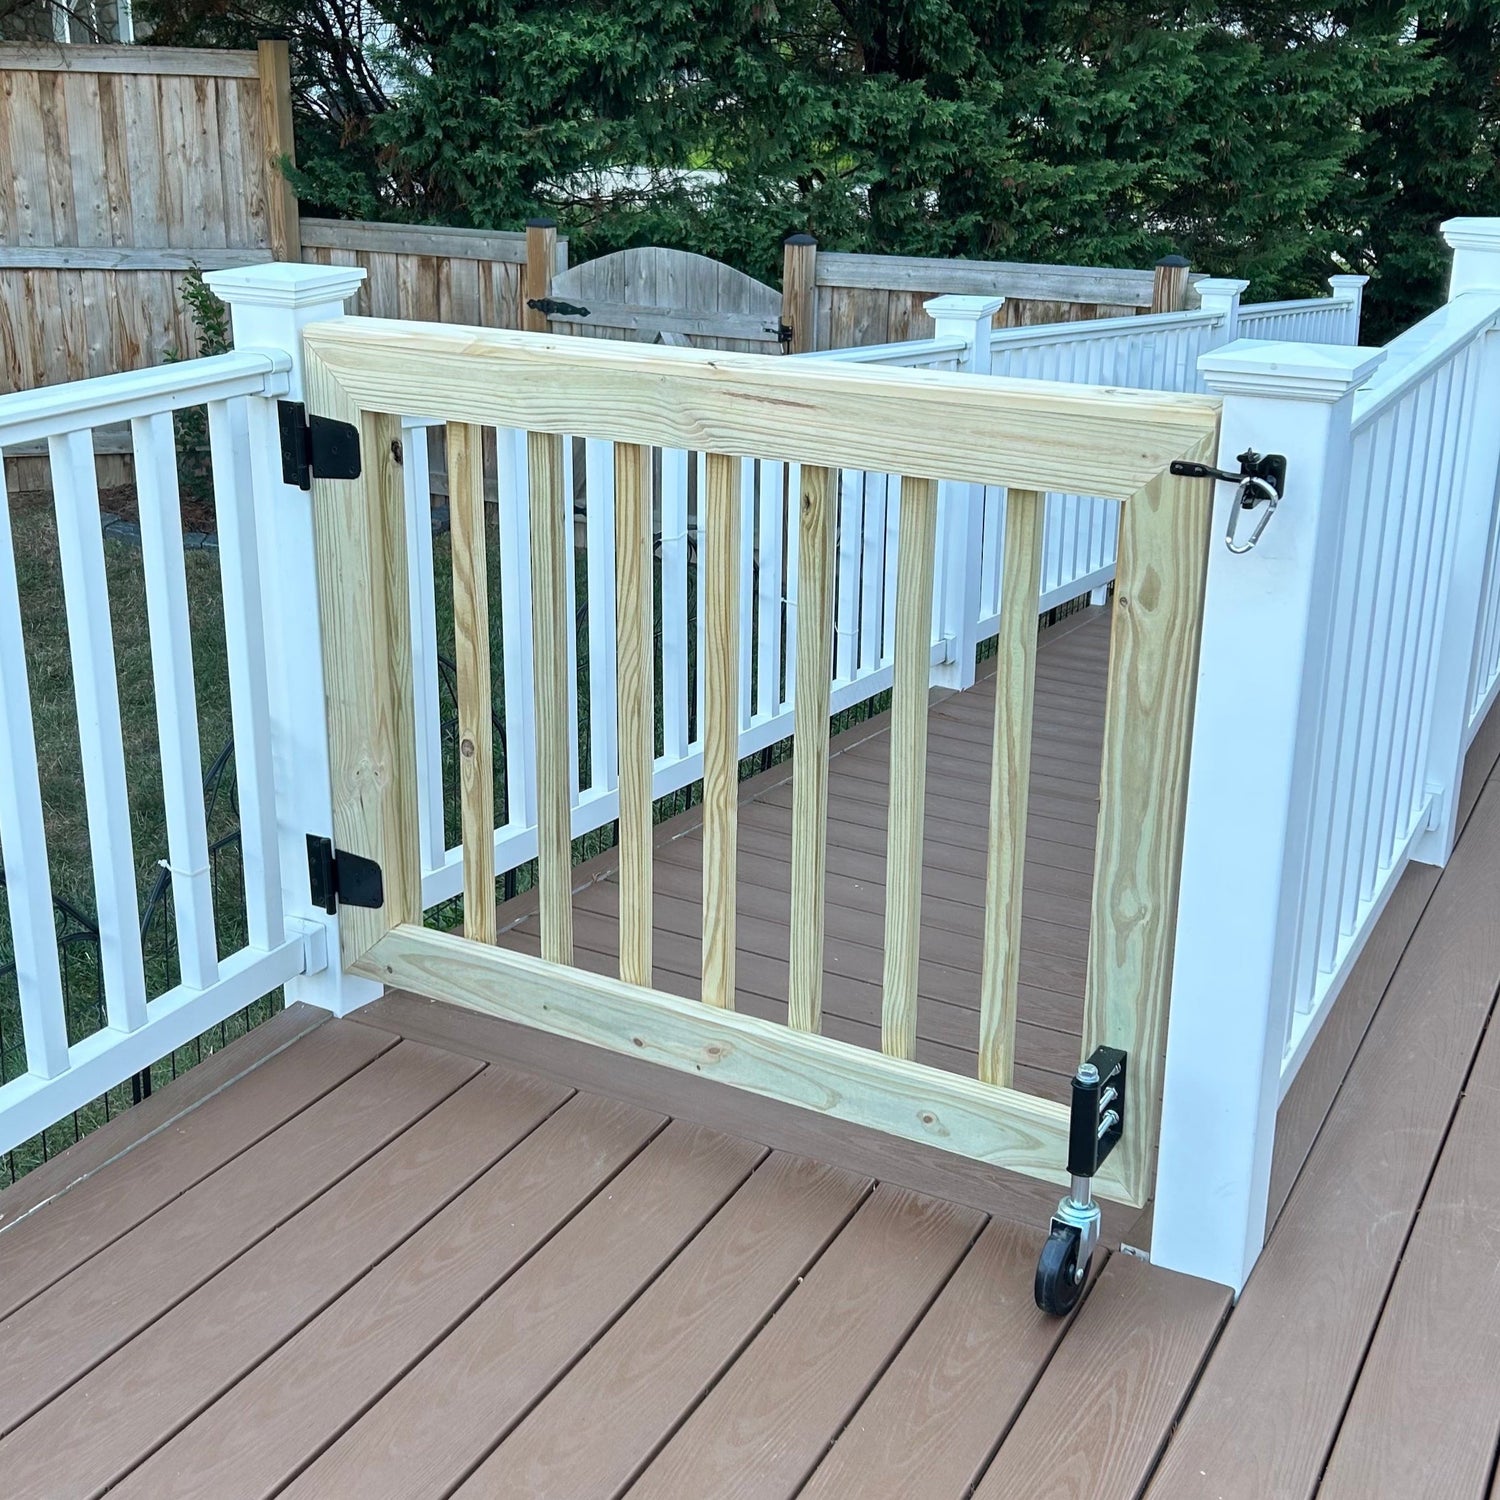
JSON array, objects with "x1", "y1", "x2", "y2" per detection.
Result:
[
  {"x1": 204, "y1": 261, "x2": 382, "y2": 1017},
  {"x1": 1413, "y1": 219, "x2": 1500, "y2": 864},
  {"x1": 1150, "y1": 339, "x2": 1385, "y2": 1292},
  {"x1": 782, "y1": 233, "x2": 819, "y2": 354},
  {"x1": 1326, "y1": 274, "x2": 1369, "y2": 344},
  {"x1": 925, "y1": 294, "x2": 1005, "y2": 691},
  {"x1": 1193, "y1": 277, "x2": 1248, "y2": 348},
  {"x1": 256, "y1": 40, "x2": 301, "y2": 263},
  {"x1": 524, "y1": 219, "x2": 557, "y2": 333},
  {"x1": 1151, "y1": 254, "x2": 1192, "y2": 313}
]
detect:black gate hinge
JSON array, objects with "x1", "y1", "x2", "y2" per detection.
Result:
[
  {"x1": 277, "y1": 400, "x2": 361, "y2": 491},
  {"x1": 526, "y1": 297, "x2": 591, "y2": 318},
  {"x1": 1067, "y1": 1046, "x2": 1126, "y2": 1179},
  {"x1": 306, "y1": 834, "x2": 384, "y2": 914}
]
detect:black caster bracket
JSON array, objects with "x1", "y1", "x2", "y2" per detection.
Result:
[{"x1": 1035, "y1": 1046, "x2": 1126, "y2": 1316}]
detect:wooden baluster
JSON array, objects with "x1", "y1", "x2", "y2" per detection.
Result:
[
  {"x1": 881, "y1": 474, "x2": 939, "y2": 1059},
  {"x1": 615, "y1": 441, "x2": 655, "y2": 987},
  {"x1": 788, "y1": 465, "x2": 837, "y2": 1033},
  {"x1": 702, "y1": 452, "x2": 741, "y2": 1008},
  {"x1": 449, "y1": 421, "x2": 495, "y2": 944},
  {"x1": 527, "y1": 429, "x2": 574, "y2": 964},
  {"x1": 978, "y1": 488, "x2": 1045, "y2": 1086}
]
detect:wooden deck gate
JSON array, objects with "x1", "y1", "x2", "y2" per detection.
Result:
[{"x1": 301, "y1": 322, "x2": 1219, "y2": 1209}]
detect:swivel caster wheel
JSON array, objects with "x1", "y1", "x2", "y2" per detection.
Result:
[{"x1": 1034, "y1": 1224, "x2": 1088, "y2": 1316}]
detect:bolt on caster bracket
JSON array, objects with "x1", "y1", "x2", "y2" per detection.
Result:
[{"x1": 1035, "y1": 1046, "x2": 1126, "y2": 1316}]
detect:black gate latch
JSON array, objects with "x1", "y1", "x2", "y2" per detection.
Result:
[
  {"x1": 277, "y1": 401, "x2": 361, "y2": 491},
  {"x1": 526, "y1": 297, "x2": 591, "y2": 318},
  {"x1": 1169, "y1": 448, "x2": 1287, "y2": 503},
  {"x1": 306, "y1": 835, "x2": 384, "y2": 914}
]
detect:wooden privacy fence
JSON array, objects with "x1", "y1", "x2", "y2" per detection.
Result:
[
  {"x1": 0, "y1": 42, "x2": 297, "y2": 391},
  {"x1": 301, "y1": 319, "x2": 1220, "y2": 1208},
  {"x1": 301, "y1": 217, "x2": 568, "y2": 331},
  {"x1": 780, "y1": 236, "x2": 1195, "y2": 353}
]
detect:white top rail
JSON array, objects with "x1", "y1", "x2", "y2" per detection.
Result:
[
  {"x1": 989, "y1": 308, "x2": 1220, "y2": 352},
  {"x1": 792, "y1": 335, "x2": 969, "y2": 367},
  {"x1": 1352, "y1": 292, "x2": 1500, "y2": 428},
  {"x1": 0, "y1": 352, "x2": 291, "y2": 448}
]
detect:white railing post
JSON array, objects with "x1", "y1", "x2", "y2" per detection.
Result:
[
  {"x1": 1412, "y1": 219, "x2": 1500, "y2": 864},
  {"x1": 1193, "y1": 277, "x2": 1249, "y2": 349},
  {"x1": 1327, "y1": 274, "x2": 1369, "y2": 344},
  {"x1": 926, "y1": 293, "x2": 1004, "y2": 690},
  {"x1": 205, "y1": 262, "x2": 381, "y2": 1017},
  {"x1": 1151, "y1": 339, "x2": 1385, "y2": 1292}
]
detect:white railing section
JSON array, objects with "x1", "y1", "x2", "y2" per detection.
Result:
[
  {"x1": 1287, "y1": 295, "x2": 1500, "y2": 1070},
  {"x1": 0, "y1": 352, "x2": 312, "y2": 1157},
  {"x1": 1153, "y1": 222, "x2": 1500, "y2": 1294},
  {"x1": 1236, "y1": 276, "x2": 1366, "y2": 345}
]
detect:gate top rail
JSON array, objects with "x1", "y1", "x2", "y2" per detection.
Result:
[{"x1": 300, "y1": 319, "x2": 1220, "y2": 501}]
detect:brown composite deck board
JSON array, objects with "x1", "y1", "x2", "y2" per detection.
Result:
[
  {"x1": 113, "y1": 1091, "x2": 665, "y2": 1500},
  {"x1": 1269, "y1": 702, "x2": 1500, "y2": 1228},
  {"x1": 626, "y1": 1184, "x2": 985, "y2": 1500},
  {"x1": 349, "y1": 992, "x2": 1096, "y2": 1233},
  {"x1": 973, "y1": 1255, "x2": 1229, "y2": 1500},
  {"x1": 0, "y1": 1002, "x2": 329, "y2": 1232},
  {"x1": 0, "y1": 1039, "x2": 477, "y2": 1438},
  {"x1": 1315, "y1": 1005, "x2": 1500, "y2": 1500},
  {"x1": 0, "y1": 1014, "x2": 379, "y2": 1320},
  {"x1": 277, "y1": 1122, "x2": 766, "y2": 1499},
  {"x1": 0, "y1": 1065, "x2": 569, "y2": 1499},
  {"x1": 454, "y1": 1154, "x2": 872, "y2": 1499},
  {"x1": 799, "y1": 1217, "x2": 1075, "y2": 1500},
  {"x1": 1146, "y1": 779, "x2": 1500, "y2": 1500}
]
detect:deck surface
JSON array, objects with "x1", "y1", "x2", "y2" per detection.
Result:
[{"x1": 2, "y1": 631, "x2": 1499, "y2": 1498}]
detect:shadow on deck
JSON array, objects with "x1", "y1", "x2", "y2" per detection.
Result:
[{"x1": 2, "y1": 631, "x2": 1499, "y2": 1498}]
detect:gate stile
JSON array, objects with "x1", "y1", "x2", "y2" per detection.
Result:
[{"x1": 300, "y1": 319, "x2": 1218, "y2": 1213}]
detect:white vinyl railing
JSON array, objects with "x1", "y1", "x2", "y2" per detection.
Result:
[
  {"x1": 1154, "y1": 223, "x2": 1500, "y2": 1293},
  {"x1": 0, "y1": 353, "x2": 312, "y2": 1157},
  {"x1": 1236, "y1": 276, "x2": 1366, "y2": 345}
]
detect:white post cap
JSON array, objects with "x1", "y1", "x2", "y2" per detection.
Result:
[
  {"x1": 1198, "y1": 339, "x2": 1385, "y2": 401},
  {"x1": 1327, "y1": 274, "x2": 1369, "y2": 295},
  {"x1": 923, "y1": 294, "x2": 1006, "y2": 323},
  {"x1": 1194, "y1": 277, "x2": 1250, "y2": 299},
  {"x1": 205, "y1": 261, "x2": 367, "y2": 309},
  {"x1": 1441, "y1": 218, "x2": 1500, "y2": 297}
]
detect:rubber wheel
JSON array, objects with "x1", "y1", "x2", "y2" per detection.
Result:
[{"x1": 1034, "y1": 1225, "x2": 1086, "y2": 1316}]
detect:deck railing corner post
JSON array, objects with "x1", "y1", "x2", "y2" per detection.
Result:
[
  {"x1": 1326, "y1": 274, "x2": 1369, "y2": 343},
  {"x1": 1151, "y1": 338, "x2": 1384, "y2": 1293},
  {"x1": 204, "y1": 262, "x2": 382, "y2": 1017},
  {"x1": 1194, "y1": 278, "x2": 1250, "y2": 349},
  {"x1": 1442, "y1": 217, "x2": 1500, "y2": 298},
  {"x1": 925, "y1": 294, "x2": 1005, "y2": 690}
]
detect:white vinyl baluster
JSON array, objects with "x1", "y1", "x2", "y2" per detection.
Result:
[
  {"x1": 0, "y1": 462, "x2": 70, "y2": 1077},
  {"x1": 562, "y1": 437, "x2": 581, "y2": 804},
  {"x1": 756, "y1": 459, "x2": 786, "y2": 721},
  {"x1": 833, "y1": 468, "x2": 860, "y2": 683},
  {"x1": 401, "y1": 423, "x2": 446, "y2": 874},
  {"x1": 738, "y1": 456, "x2": 756, "y2": 732},
  {"x1": 497, "y1": 427, "x2": 537, "y2": 830},
  {"x1": 132, "y1": 411, "x2": 218, "y2": 989},
  {"x1": 584, "y1": 437, "x2": 619, "y2": 798},
  {"x1": 49, "y1": 428, "x2": 148, "y2": 1031},
  {"x1": 782, "y1": 461, "x2": 801, "y2": 713},
  {"x1": 881, "y1": 475, "x2": 901, "y2": 663},
  {"x1": 858, "y1": 471, "x2": 887, "y2": 675},
  {"x1": 206, "y1": 398, "x2": 283, "y2": 951},
  {"x1": 660, "y1": 448, "x2": 691, "y2": 760}
]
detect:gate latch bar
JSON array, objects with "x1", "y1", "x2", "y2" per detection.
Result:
[
  {"x1": 1169, "y1": 449, "x2": 1288, "y2": 554},
  {"x1": 277, "y1": 401, "x2": 361, "y2": 491},
  {"x1": 526, "y1": 297, "x2": 591, "y2": 318},
  {"x1": 306, "y1": 834, "x2": 384, "y2": 914}
]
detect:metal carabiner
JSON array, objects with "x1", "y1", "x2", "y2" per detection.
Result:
[{"x1": 1224, "y1": 475, "x2": 1281, "y2": 555}]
